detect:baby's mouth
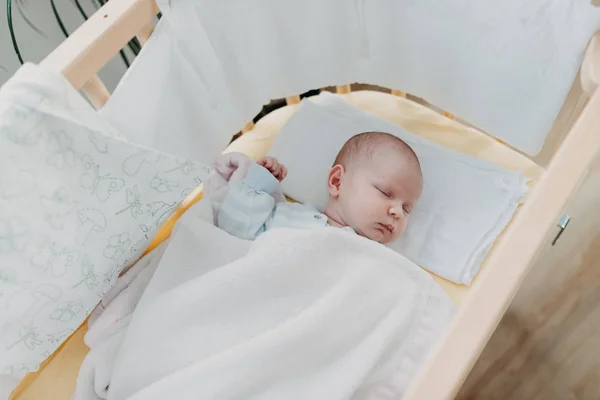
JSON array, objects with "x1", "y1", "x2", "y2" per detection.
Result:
[{"x1": 378, "y1": 223, "x2": 394, "y2": 234}]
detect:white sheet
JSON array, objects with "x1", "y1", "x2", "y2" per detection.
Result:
[
  {"x1": 102, "y1": 0, "x2": 600, "y2": 159},
  {"x1": 77, "y1": 201, "x2": 454, "y2": 400}
]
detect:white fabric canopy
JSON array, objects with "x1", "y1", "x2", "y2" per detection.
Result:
[{"x1": 101, "y1": 0, "x2": 600, "y2": 160}]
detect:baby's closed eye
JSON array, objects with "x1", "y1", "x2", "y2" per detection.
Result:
[{"x1": 374, "y1": 185, "x2": 392, "y2": 198}]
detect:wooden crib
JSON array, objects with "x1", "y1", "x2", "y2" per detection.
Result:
[{"x1": 11, "y1": 0, "x2": 600, "y2": 398}]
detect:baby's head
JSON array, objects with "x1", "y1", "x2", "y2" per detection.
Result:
[{"x1": 324, "y1": 131, "x2": 423, "y2": 244}]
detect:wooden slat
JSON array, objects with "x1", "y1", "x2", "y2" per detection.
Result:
[
  {"x1": 443, "y1": 111, "x2": 456, "y2": 120},
  {"x1": 41, "y1": 0, "x2": 159, "y2": 88},
  {"x1": 80, "y1": 74, "x2": 111, "y2": 109},
  {"x1": 534, "y1": 74, "x2": 589, "y2": 166},
  {"x1": 285, "y1": 95, "x2": 301, "y2": 105},
  {"x1": 136, "y1": 21, "x2": 155, "y2": 46},
  {"x1": 405, "y1": 88, "x2": 600, "y2": 400},
  {"x1": 335, "y1": 84, "x2": 351, "y2": 94},
  {"x1": 581, "y1": 32, "x2": 600, "y2": 95},
  {"x1": 241, "y1": 121, "x2": 255, "y2": 134},
  {"x1": 535, "y1": 32, "x2": 598, "y2": 166}
]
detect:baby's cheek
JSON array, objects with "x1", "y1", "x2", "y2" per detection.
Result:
[{"x1": 399, "y1": 218, "x2": 409, "y2": 234}]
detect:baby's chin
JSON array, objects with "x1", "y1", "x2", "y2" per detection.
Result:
[
  {"x1": 376, "y1": 234, "x2": 396, "y2": 244},
  {"x1": 361, "y1": 227, "x2": 394, "y2": 244}
]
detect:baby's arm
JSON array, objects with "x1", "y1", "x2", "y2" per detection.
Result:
[{"x1": 217, "y1": 158, "x2": 285, "y2": 240}]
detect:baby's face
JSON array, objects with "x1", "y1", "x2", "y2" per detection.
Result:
[{"x1": 327, "y1": 148, "x2": 422, "y2": 243}]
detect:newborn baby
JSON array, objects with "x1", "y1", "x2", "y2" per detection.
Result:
[{"x1": 208, "y1": 131, "x2": 423, "y2": 243}]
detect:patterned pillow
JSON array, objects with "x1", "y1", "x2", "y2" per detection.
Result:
[{"x1": 0, "y1": 64, "x2": 209, "y2": 383}]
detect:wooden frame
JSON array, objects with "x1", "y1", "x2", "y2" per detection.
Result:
[{"x1": 27, "y1": 0, "x2": 600, "y2": 398}]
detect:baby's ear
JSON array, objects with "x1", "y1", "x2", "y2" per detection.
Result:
[{"x1": 327, "y1": 165, "x2": 344, "y2": 198}]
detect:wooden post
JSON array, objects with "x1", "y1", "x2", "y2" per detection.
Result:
[
  {"x1": 41, "y1": 0, "x2": 159, "y2": 88},
  {"x1": 405, "y1": 89, "x2": 600, "y2": 400},
  {"x1": 80, "y1": 74, "x2": 111, "y2": 109}
]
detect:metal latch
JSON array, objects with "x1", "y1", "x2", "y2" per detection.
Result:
[{"x1": 552, "y1": 214, "x2": 571, "y2": 246}]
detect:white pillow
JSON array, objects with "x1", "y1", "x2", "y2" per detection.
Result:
[
  {"x1": 269, "y1": 93, "x2": 528, "y2": 284},
  {"x1": 0, "y1": 64, "x2": 208, "y2": 387}
]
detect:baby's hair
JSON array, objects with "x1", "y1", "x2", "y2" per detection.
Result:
[{"x1": 333, "y1": 131, "x2": 421, "y2": 172}]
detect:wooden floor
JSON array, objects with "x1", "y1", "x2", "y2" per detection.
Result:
[{"x1": 457, "y1": 160, "x2": 600, "y2": 400}]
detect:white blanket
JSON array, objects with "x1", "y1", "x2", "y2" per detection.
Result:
[{"x1": 77, "y1": 201, "x2": 454, "y2": 400}]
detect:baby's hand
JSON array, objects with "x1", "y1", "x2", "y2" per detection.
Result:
[{"x1": 258, "y1": 156, "x2": 287, "y2": 182}]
